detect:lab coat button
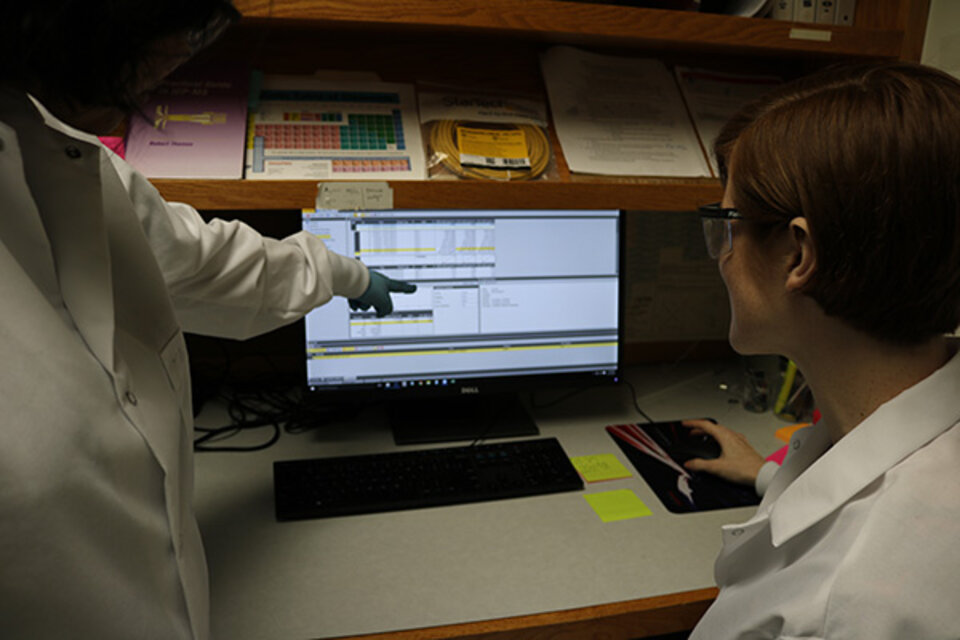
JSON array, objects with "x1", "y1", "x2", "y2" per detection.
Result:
[
  {"x1": 65, "y1": 145, "x2": 82, "y2": 159},
  {"x1": 793, "y1": 440, "x2": 802, "y2": 450},
  {"x1": 125, "y1": 390, "x2": 138, "y2": 406},
  {"x1": 731, "y1": 528, "x2": 745, "y2": 536}
]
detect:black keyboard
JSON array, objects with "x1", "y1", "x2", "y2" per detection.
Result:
[{"x1": 273, "y1": 437, "x2": 584, "y2": 520}]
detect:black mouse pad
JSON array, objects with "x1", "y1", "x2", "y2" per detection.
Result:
[{"x1": 606, "y1": 421, "x2": 761, "y2": 514}]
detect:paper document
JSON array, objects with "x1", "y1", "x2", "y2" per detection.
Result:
[
  {"x1": 675, "y1": 67, "x2": 781, "y2": 176},
  {"x1": 540, "y1": 46, "x2": 711, "y2": 178},
  {"x1": 245, "y1": 76, "x2": 426, "y2": 180}
]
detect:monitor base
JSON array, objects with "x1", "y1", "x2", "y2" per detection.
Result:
[{"x1": 389, "y1": 393, "x2": 539, "y2": 445}]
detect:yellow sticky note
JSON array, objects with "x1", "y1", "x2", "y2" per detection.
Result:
[
  {"x1": 571, "y1": 454, "x2": 632, "y2": 482},
  {"x1": 584, "y1": 490, "x2": 652, "y2": 523}
]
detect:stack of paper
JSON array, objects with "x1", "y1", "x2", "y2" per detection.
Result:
[
  {"x1": 674, "y1": 67, "x2": 781, "y2": 176},
  {"x1": 540, "y1": 46, "x2": 711, "y2": 178}
]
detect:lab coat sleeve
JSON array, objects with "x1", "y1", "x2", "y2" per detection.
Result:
[{"x1": 106, "y1": 152, "x2": 369, "y2": 339}]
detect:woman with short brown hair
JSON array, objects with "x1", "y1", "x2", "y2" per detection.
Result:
[{"x1": 685, "y1": 62, "x2": 960, "y2": 639}]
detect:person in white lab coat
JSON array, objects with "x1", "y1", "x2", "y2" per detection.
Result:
[
  {"x1": 0, "y1": 2, "x2": 414, "y2": 638},
  {"x1": 678, "y1": 62, "x2": 960, "y2": 639}
]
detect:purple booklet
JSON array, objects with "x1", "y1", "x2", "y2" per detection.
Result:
[{"x1": 125, "y1": 65, "x2": 249, "y2": 179}]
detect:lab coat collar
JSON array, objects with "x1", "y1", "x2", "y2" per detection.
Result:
[
  {"x1": 26, "y1": 93, "x2": 105, "y2": 146},
  {"x1": 0, "y1": 91, "x2": 59, "y2": 303},
  {"x1": 0, "y1": 88, "x2": 116, "y2": 371},
  {"x1": 767, "y1": 341, "x2": 960, "y2": 547}
]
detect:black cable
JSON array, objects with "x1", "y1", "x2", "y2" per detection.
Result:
[
  {"x1": 619, "y1": 379, "x2": 656, "y2": 424},
  {"x1": 193, "y1": 385, "x2": 289, "y2": 452},
  {"x1": 529, "y1": 385, "x2": 595, "y2": 410},
  {"x1": 467, "y1": 397, "x2": 523, "y2": 448},
  {"x1": 192, "y1": 381, "x2": 656, "y2": 452},
  {"x1": 192, "y1": 378, "x2": 363, "y2": 452},
  {"x1": 529, "y1": 379, "x2": 655, "y2": 424},
  {"x1": 193, "y1": 420, "x2": 281, "y2": 452}
]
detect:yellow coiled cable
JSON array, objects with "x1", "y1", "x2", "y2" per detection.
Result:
[{"x1": 427, "y1": 120, "x2": 551, "y2": 181}]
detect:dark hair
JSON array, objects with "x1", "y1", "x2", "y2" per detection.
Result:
[
  {"x1": 0, "y1": 0, "x2": 240, "y2": 112},
  {"x1": 714, "y1": 61, "x2": 960, "y2": 345}
]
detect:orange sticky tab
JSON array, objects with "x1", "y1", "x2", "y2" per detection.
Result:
[{"x1": 775, "y1": 423, "x2": 812, "y2": 443}]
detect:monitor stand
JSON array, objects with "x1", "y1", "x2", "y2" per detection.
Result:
[{"x1": 389, "y1": 393, "x2": 539, "y2": 445}]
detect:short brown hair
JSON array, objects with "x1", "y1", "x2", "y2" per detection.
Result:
[{"x1": 715, "y1": 62, "x2": 960, "y2": 345}]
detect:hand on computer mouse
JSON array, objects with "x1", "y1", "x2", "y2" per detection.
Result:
[{"x1": 680, "y1": 419, "x2": 766, "y2": 487}]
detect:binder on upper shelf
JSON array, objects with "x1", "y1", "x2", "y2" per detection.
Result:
[
  {"x1": 770, "y1": 0, "x2": 794, "y2": 20},
  {"x1": 834, "y1": 0, "x2": 855, "y2": 25},
  {"x1": 793, "y1": 0, "x2": 815, "y2": 22},
  {"x1": 814, "y1": 0, "x2": 836, "y2": 23},
  {"x1": 124, "y1": 64, "x2": 249, "y2": 179}
]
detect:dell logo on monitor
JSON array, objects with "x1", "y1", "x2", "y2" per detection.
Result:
[{"x1": 460, "y1": 386, "x2": 480, "y2": 394}]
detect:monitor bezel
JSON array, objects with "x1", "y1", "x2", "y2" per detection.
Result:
[{"x1": 300, "y1": 208, "x2": 625, "y2": 402}]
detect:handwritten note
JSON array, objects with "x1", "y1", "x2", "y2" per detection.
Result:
[{"x1": 571, "y1": 454, "x2": 632, "y2": 482}]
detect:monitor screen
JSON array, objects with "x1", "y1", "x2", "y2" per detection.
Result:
[{"x1": 301, "y1": 208, "x2": 622, "y2": 442}]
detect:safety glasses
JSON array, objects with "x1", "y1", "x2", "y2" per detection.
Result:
[{"x1": 698, "y1": 202, "x2": 744, "y2": 259}]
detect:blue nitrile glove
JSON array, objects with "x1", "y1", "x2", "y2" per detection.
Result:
[{"x1": 348, "y1": 271, "x2": 417, "y2": 317}]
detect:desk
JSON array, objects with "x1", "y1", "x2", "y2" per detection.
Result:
[{"x1": 194, "y1": 360, "x2": 787, "y2": 639}]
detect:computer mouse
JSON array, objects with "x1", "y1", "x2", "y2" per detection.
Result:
[{"x1": 671, "y1": 426, "x2": 722, "y2": 462}]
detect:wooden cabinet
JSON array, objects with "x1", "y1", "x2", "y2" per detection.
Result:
[
  {"x1": 152, "y1": 0, "x2": 931, "y2": 211},
  {"x1": 169, "y1": 0, "x2": 931, "y2": 368}
]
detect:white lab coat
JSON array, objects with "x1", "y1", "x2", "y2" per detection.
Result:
[
  {"x1": 690, "y1": 342, "x2": 960, "y2": 640},
  {"x1": 0, "y1": 87, "x2": 369, "y2": 639}
]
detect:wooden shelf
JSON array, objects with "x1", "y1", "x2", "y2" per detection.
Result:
[
  {"x1": 242, "y1": 0, "x2": 905, "y2": 59},
  {"x1": 161, "y1": 0, "x2": 927, "y2": 212},
  {"x1": 153, "y1": 178, "x2": 723, "y2": 211}
]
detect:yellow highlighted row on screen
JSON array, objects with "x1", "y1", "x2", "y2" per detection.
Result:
[
  {"x1": 350, "y1": 319, "x2": 433, "y2": 326},
  {"x1": 352, "y1": 247, "x2": 493, "y2": 253},
  {"x1": 308, "y1": 341, "x2": 615, "y2": 359}
]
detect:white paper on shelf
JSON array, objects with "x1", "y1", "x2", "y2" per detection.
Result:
[
  {"x1": 540, "y1": 46, "x2": 711, "y2": 178},
  {"x1": 245, "y1": 75, "x2": 426, "y2": 181},
  {"x1": 674, "y1": 67, "x2": 782, "y2": 177},
  {"x1": 315, "y1": 181, "x2": 394, "y2": 210}
]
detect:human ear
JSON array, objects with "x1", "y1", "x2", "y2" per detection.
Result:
[{"x1": 785, "y1": 217, "x2": 816, "y2": 292}]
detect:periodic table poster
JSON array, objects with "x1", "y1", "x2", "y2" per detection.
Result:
[{"x1": 245, "y1": 76, "x2": 426, "y2": 181}]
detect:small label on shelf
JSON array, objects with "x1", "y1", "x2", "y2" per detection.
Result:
[
  {"x1": 457, "y1": 126, "x2": 531, "y2": 170},
  {"x1": 315, "y1": 181, "x2": 393, "y2": 211},
  {"x1": 789, "y1": 28, "x2": 833, "y2": 42}
]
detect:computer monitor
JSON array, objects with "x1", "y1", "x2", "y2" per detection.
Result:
[{"x1": 301, "y1": 208, "x2": 622, "y2": 444}]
